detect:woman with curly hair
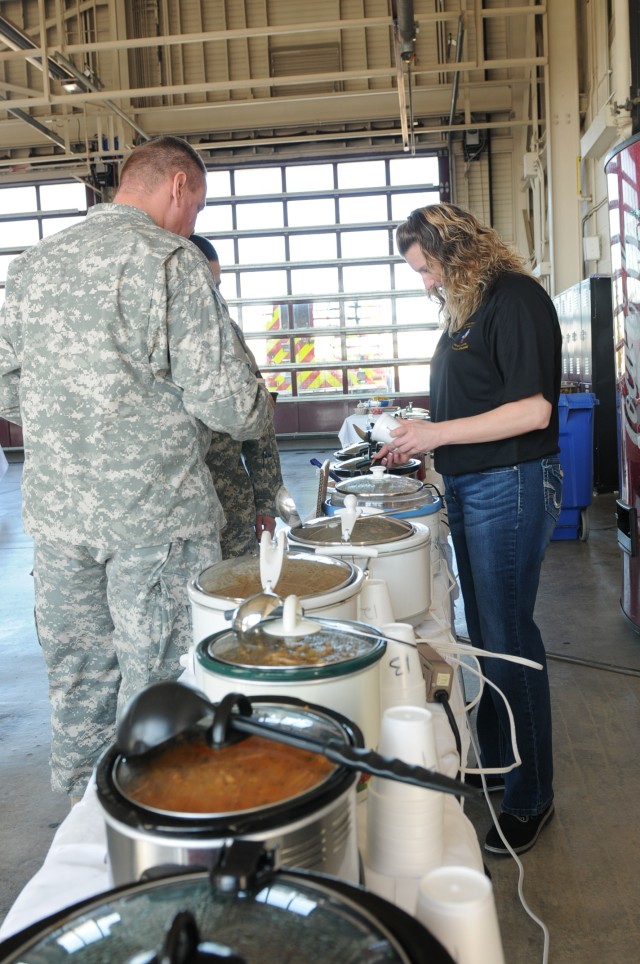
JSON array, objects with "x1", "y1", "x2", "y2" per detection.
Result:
[{"x1": 376, "y1": 202, "x2": 562, "y2": 855}]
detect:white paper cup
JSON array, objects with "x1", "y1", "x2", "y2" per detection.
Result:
[
  {"x1": 357, "y1": 577, "x2": 395, "y2": 627},
  {"x1": 377, "y1": 705, "x2": 438, "y2": 768},
  {"x1": 381, "y1": 622, "x2": 416, "y2": 644},
  {"x1": 371, "y1": 412, "x2": 400, "y2": 445},
  {"x1": 379, "y1": 623, "x2": 426, "y2": 712},
  {"x1": 366, "y1": 785, "x2": 444, "y2": 877},
  {"x1": 416, "y1": 867, "x2": 506, "y2": 964}
]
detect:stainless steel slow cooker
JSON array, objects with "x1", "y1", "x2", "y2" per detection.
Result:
[
  {"x1": 287, "y1": 515, "x2": 432, "y2": 625},
  {"x1": 188, "y1": 551, "x2": 365, "y2": 644},
  {"x1": 0, "y1": 842, "x2": 455, "y2": 963},
  {"x1": 194, "y1": 608, "x2": 386, "y2": 748},
  {"x1": 96, "y1": 692, "x2": 363, "y2": 887}
]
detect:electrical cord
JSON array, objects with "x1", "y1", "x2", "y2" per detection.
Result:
[
  {"x1": 467, "y1": 725, "x2": 550, "y2": 964},
  {"x1": 434, "y1": 690, "x2": 462, "y2": 792}
]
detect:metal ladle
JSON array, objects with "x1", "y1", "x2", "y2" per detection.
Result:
[{"x1": 115, "y1": 682, "x2": 477, "y2": 800}]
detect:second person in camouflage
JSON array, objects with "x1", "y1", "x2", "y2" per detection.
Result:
[{"x1": 190, "y1": 234, "x2": 285, "y2": 557}]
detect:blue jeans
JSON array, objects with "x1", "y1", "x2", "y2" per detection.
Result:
[{"x1": 444, "y1": 457, "x2": 563, "y2": 817}]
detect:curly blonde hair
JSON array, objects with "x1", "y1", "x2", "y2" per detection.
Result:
[{"x1": 396, "y1": 203, "x2": 533, "y2": 333}]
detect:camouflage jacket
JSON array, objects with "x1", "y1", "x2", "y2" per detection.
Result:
[
  {"x1": 206, "y1": 320, "x2": 283, "y2": 555},
  {"x1": 0, "y1": 203, "x2": 271, "y2": 548}
]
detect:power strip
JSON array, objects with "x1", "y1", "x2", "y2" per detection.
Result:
[{"x1": 416, "y1": 641, "x2": 454, "y2": 702}]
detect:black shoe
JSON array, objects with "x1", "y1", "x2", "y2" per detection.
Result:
[
  {"x1": 464, "y1": 773, "x2": 506, "y2": 793},
  {"x1": 484, "y1": 803, "x2": 555, "y2": 855}
]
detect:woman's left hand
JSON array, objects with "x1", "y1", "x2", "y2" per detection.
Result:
[{"x1": 372, "y1": 418, "x2": 439, "y2": 466}]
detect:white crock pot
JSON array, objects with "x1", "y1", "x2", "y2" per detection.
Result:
[
  {"x1": 188, "y1": 551, "x2": 365, "y2": 646},
  {"x1": 324, "y1": 467, "x2": 444, "y2": 595},
  {"x1": 194, "y1": 605, "x2": 387, "y2": 748},
  {"x1": 286, "y1": 515, "x2": 431, "y2": 626}
]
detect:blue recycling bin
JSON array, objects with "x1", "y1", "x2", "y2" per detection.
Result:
[{"x1": 551, "y1": 392, "x2": 599, "y2": 541}]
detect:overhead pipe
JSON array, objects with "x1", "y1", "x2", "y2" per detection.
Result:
[{"x1": 395, "y1": 0, "x2": 416, "y2": 61}]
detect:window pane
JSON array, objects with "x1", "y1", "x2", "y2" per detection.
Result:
[
  {"x1": 394, "y1": 260, "x2": 424, "y2": 291},
  {"x1": 197, "y1": 204, "x2": 234, "y2": 232},
  {"x1": 296, "y1": 335, "x2": 341, "y2": 365},
  {"x1": 288, "y1": 233, "x2": 337, "y2": 261},
  {"x1": 348, "y1": 364, "x2": 393, "y2": 394},
  {"x1": 210, "y1": 238, "x2": 235, "y2": 267},
  {"x1": 389, "y1": 157, "x2": 440, "y2": 186},
  {"x1": 0, "y1": 186, "x2": 37, "y2": 215},
  {"x1": 339, "y1": 195, "x2": 387, "y2": 223},
  {"x1": 235, "y1": 167, "x2": 282, "y2": 195},
  {"x1": 206, "y1": 170, "x2": 231, "y2": 198},
  {"x1": 39, "y1": 183, "x2": 87, "y2": 211},
  {"x1": 290, "y1": 267, "x2": 338, "y2": 296},
  {"x1": 287, "y1": 198, "x2": 336, "y2": 228},
  {"x1": 286, "y1": 164, "x2": 334, "y2": 192},
  {"x1": 396, "y1": 295, "x2": 441, "y2": 327},
  {"x1": 242, "y1": 302, "x2": 287, "y2": 335},
  {"x1": 344, "y1": 298, "x2": 392, "y2": 327},
  {"x1": 240, "y1": 270, "x2": 288, "y2": 299},
  {"x1": 236, "y1": 202, "x2": 284, "y2": 230},
  {"x1": 391, "y1": 190, "x2": 439, "y2": 221},
  {"x1": 4, "y1": 221, "x2": 40, "y2": 246},
  {"x1": 297, "y1": 366, "x2": 344, "y2": 394},
  {"x1": 346, "y1": 331, "x2": 393, "y2": 361},
  {"x1": 340, "y1": 230, "x2": 390, "y2": 259},
  {"x1": 237, "y1": 235, "x2": 286, "y2": 265},
  {"x1": 41, "y1": 215, "x2": 85, "y2": 237},
  {"x1": 219, "y1": 272, "x2": 238, "y2": 299},
  {"x1": 342, "y1": 264, "x2": 390, "y2": 293},
  {"x1": 309, "y1": 300, "x2": 341, "y2": 328},
  {"x1": 398, "y1": 363, "x2": 431, "y2": 393},
  {"x1": 397, "y1": 328, "x2": 441, "y2": 357},
  {"x1": 337, "y1": 160, "x2": 386, "y2": 189},
  {"x1": 0, "y1": 254, "x2": 18, "y2": 282}
]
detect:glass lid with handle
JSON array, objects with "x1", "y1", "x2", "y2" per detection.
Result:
[{"x1": 0, "y1": 846, "x2": 455, "y2": 964}]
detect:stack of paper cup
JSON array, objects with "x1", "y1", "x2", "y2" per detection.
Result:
[
  {"x1": 379, "y1": 622, "x2": 427, "y2": 712},
  {"x1": 366, "y1": 706, "x2": 444, "y2": 879},
  {"x1": 416, "y1": 866, "x2": 506, "y2": 964},
  {"x1": 357, "y1": 577, "x2": 395, "y2": 628}
]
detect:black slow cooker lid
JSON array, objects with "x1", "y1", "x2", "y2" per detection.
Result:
[{"x1": 0, "y1": 859, "x2": 455, "y2": 963}]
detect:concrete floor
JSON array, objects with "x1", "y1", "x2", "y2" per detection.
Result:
[{"x1": 2, "y1": 440, "x2": 640, "y2": 962}]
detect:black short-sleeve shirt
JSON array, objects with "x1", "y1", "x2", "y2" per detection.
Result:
[{"x1": 429, "y1": 272, "x2": 562, "y2": 475}]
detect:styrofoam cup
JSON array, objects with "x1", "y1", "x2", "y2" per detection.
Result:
[
  {"x1": 357, "y1": 577, "x2": 395, "y2": 627},
  {"x1": 416, "y1": 866, "x2": 506, "y2": 964},
  {"x1": 371, "y1": 412, "x2": 400, "y2": 445},
  {"x1": 379, "y1": 623, "x2": 426, "y2": 712},
  {"x1": 377, "y1": 705, "x2": 438, "y2": 768}
]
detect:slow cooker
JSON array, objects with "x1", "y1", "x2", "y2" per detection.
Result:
[
  {"x1": 188, "y1": 552, "x2": 365, "y2": 645},
  {"x1": 194, "y1": 605, "x2": 386, "y2": 748},
  {"x1": 324, "y1": 467, "x2": 444, "y2": 595},
  {"x1": 0, "y1": 842, "x2": 455, "y2": 963},
  {"x1": 287, "y1": 514, "x2": 432, "y2": 626},
  {"x1": 96, "y1": 690, "x2": 363, "y2": 886}
]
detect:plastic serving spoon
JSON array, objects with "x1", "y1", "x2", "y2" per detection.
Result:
[{"x1": 116, "y1": 683, "x2": 477, "y2": 800}]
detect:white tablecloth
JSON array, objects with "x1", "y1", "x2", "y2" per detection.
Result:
[
  {"x1": 338, "y1": 413, "x2": 378, "y2": 447},
  {"x1": 0, "y1": 566, "x2": 483, "y2": 941}
]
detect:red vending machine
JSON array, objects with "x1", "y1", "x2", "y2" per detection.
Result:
[{"x1": 605, "y1": 134, "x2": 640, "y2": 632}]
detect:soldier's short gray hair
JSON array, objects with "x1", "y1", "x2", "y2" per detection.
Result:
[{"x1": 120, "y1": 135, "x2": 206, "y2": 192}]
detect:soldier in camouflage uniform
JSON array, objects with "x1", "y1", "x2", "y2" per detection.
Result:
[
  {"x1": 190, "y1": 235, "x2": 284, "y2": 558},
  {"x1": 0, "y1": 136, "x2": 271, "y2": 801}
]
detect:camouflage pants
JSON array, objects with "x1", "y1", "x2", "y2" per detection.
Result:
[{"x1": 33, "y1": 534, "x2": 221, "y2": 796}]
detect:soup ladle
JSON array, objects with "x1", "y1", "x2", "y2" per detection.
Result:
[{"x1": 116, "y1": 683, "x2": 477, "y2": 800}]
